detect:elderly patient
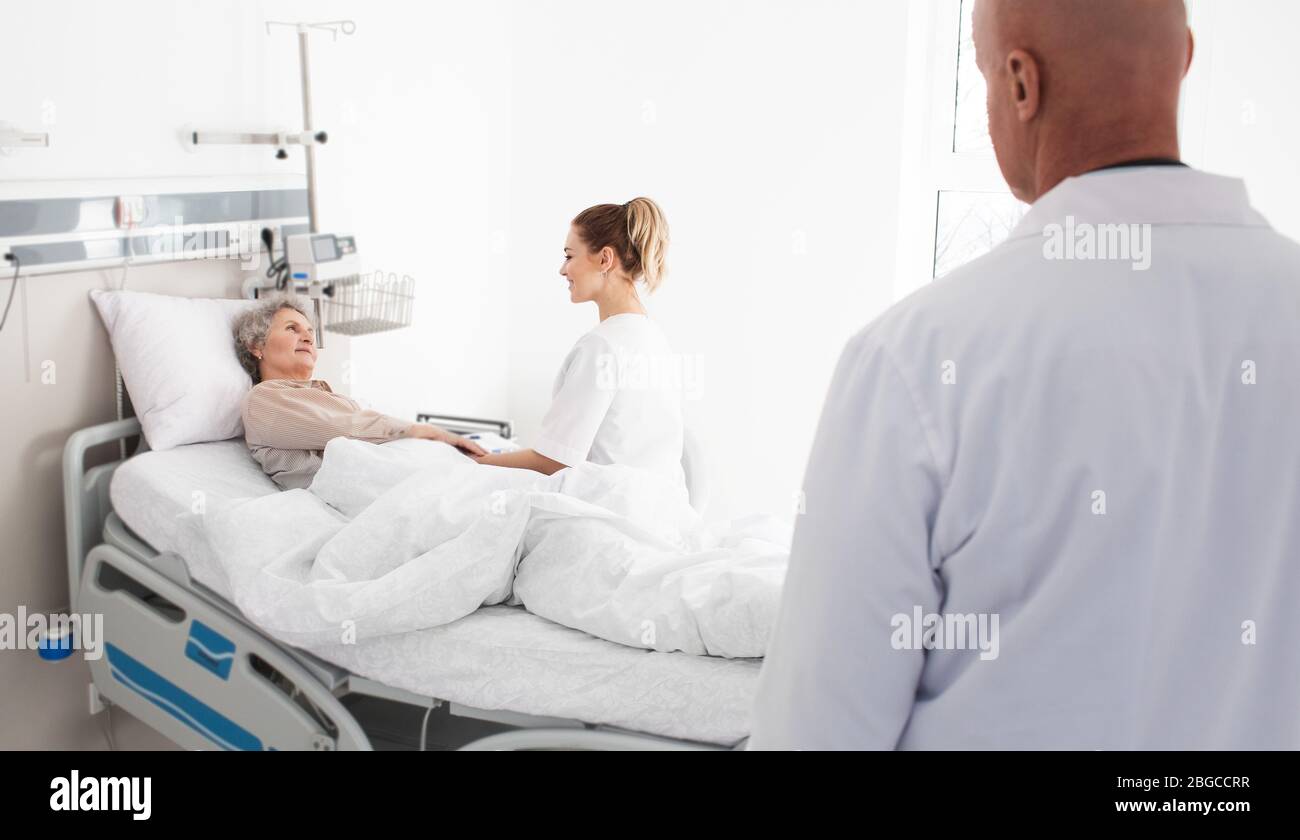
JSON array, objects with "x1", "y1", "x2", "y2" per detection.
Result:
[{"x1": 233, "y1": 295, "x2": 485, "y2": 489}]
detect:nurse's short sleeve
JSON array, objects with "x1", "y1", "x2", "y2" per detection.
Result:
[{"x1": 533, "y1": 335, "x2": 618, "y2": 467}]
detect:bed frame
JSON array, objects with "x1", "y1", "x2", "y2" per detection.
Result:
[{"x1": 62, "y1": 417, "x2": 730, "y2": 751}]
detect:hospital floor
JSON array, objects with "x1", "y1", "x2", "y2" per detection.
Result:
[{"x1": 0, "y1": 651, "x2": 177, "y2": 750}]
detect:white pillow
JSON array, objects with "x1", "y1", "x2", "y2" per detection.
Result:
[{"x1": 90, "y1": 289, "x2": 258, "y2": 451}]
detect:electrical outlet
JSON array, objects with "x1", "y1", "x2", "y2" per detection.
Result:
[
  {"x1": 114, "y1": 195, "x2": 146, "y2": 228},
  {"x1": 88, "y1": 682, "x2": 106, "y2": 716}
]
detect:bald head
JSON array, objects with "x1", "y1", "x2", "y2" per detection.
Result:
[{"x1": 973, "y1": 0, "x2": 1193, "y2": 202}]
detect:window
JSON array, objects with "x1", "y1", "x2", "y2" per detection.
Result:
[
  {"x1": 952, "y1": 0, "x2": 992, "y2": 154},
  {"x1": 933, "y1": 189, "x2": 1025, "y2": 278},
  {"x1": 893, "y1": 0, "x2": 1026, "y2": 300}
]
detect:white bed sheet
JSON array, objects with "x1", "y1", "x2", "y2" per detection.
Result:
[{"x1": 109, "y1": 441, "x2": 760, "y2": 745}]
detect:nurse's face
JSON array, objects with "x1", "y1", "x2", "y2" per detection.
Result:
[{"x1": 560, "y1": 226, "x2": 610, "y2": 304}]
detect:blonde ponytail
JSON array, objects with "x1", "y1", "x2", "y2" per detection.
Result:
[
  {"x1": 624, "y1": 197, "x2": 670, "y2": 293},
  {"x1": 572, "y1": 197, "x2": 671, "y2": 293}
]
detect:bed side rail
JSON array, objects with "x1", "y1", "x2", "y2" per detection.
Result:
[
  {"x1": 81, "y1": 543, "x2": 371, "y2": 750},
  {"x1": 416, "y1": 413, "x2": 513, "y2": 439},
  {"x1": 64, "y1": 417, "x2": 143, "y2": 611}
]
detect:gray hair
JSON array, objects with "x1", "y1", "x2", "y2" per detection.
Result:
[{"x1": 233, "y1": 294, "x2": 314, "y2": 383}]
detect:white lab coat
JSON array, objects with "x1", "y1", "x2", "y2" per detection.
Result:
[{"x1": 749, "y1": 167, "x2": 1300, "y2": 749}]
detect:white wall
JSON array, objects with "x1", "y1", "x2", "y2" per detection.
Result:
[
  {"x1": 505, "y1": 0, "x2": 911, "y2": 519},
  {"x1": 1183, "y1": 0, "x2": 1300, "y2": 241},
  {"x1": 306, "y1": 1, "x2": 514, "y2": 422}
]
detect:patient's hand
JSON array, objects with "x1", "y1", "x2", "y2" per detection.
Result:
[{"x1": 407, "y1": 424, "x2": 488, "y2": 457}]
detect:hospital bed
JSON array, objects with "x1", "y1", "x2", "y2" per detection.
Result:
[{"x1": 63, "y1": 414, "x2": 757, "y2": 751}]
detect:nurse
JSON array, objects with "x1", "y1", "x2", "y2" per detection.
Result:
[{"x1": 475, "y1": 198, "x2": 685, "y2": 486}]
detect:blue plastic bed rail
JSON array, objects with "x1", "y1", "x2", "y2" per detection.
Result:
[{"x1": 106, "y1": 643, "x2": 264, "y2": 751}]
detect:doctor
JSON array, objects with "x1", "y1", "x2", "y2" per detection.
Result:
[
  {"x1": 751, "y1": 0, "x2": 1300, "y2": 749},
  {"x1": 475, "y1": 198, "x2": 685, "y2": 486}
]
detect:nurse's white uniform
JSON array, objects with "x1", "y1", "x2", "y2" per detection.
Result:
[
  {"x1": 750, "y1": 167, "x2": 1300, "y2": 749},
  {"x1": 534, "y1": 313, "x2": 685, "y2": 487}
]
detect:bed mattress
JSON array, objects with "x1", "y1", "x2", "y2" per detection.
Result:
[{"x1": 109, "y1": 441, "x2": 759, "y2": 745}]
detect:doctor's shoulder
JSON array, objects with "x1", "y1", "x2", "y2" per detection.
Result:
[
  {"x1": 871, "y1": 236, "x2": 1038, "y2": 338},
  {"x1": 833, "y1": 239, "x2": 1036, "y2": 389}
]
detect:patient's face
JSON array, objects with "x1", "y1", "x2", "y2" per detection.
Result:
[
  {"x1": 560, "y1": 226, "x2": 606, "y2": 304},
  {"x1": 259, "y1": 307, "x2": 317, "y2": 381}
]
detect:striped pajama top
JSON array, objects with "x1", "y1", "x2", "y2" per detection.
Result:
[{"x1": 241, "y1": 379, "x2": 413, "y2": 490}]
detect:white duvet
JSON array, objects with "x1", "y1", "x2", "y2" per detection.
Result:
[{"x1": 199, "y1": 438, "x2": 789, "y2": 659}]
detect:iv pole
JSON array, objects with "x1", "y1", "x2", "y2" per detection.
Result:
[
  {"x1": 190, "y1": 19, "x2": 356, "y2": 234},
  {"x1": 270, "y1": 19, "x2": 357, "y2": 233},
  {"x1": 190, "y1": 19, "x2": 355, "y2": 347}
]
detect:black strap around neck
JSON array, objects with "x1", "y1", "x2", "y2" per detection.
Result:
[{"x1": 1086, "y1": 157, "x2": 1187, "y2": 174}]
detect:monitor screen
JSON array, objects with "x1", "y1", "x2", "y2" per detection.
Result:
[{"x1": 311, "y1": 235, "x2": 338, "y2": 262}]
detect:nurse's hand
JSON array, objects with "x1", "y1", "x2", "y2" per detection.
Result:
[
  {"x1": 472, "y1": 448, "x2": 567, "y2": 475},
  {"x1": 408, "y1": 423, "x2": 488, "y2": 457}
]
